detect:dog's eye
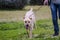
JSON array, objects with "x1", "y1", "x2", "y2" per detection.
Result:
[
  {"x1": 28, "y1": 21, "x2": 30, "y2": 23},
  {"x1": 25, "y1": 21, "x2": 27, "y2": 23}
]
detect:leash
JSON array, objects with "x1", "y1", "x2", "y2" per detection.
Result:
[
  {"x1": 29, "y1": 6, "x2": 43, "y2": 18},
  {"x1": 33, "y1": 5, "x2": 49, "y2": 13},
  {"x1": 29, "y1": 5, "x2": 43, "y2": 16},
  {"x1": 34, "y1": 6, "x2": 42, "y2": 11},
  {"x1": 30, "y1": 5, "x2": 43, "y2": 12},
  {"x1": 31, "y1": 5, "x2": 43, "y2": 13}
]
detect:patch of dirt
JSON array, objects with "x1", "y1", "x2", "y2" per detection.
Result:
[{"x1": 0, "y1": 6, "x2": 51, "y2": 22}]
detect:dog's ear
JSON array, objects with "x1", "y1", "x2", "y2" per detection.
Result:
[{"x1": 29, "y1": 18, "x2": 32, "y2": 20}]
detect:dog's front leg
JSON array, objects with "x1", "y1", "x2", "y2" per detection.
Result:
[
  {"x1": 29, "y1": 26, "x2": 33, "y2": 39},
  {"x1": 26, "y1": 29, "x2": 29, "y2": 37}
]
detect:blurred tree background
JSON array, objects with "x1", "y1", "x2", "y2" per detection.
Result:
[
  {"x1": 0, "y1": 0, "x2": 44, "y2": 9},
  {"x1": 30, "y1": 0, "x2": 44, "y2": 5}
]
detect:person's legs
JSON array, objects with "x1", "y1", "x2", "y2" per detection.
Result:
[
  {"x1": 50, "y1": 3, "x2": 59, "y2": 36},
  {"x1": 58, "y1": 4, "x2": 60, "y2": 19}
]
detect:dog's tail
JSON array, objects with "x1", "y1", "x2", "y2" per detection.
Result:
[{"x1": 30, "y1": 8, "x2": 33, "y2": 12}]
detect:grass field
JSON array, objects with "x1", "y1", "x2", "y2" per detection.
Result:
[
  {"x1": 0, "y1": 6, "x2": 60, "y2": 40},
  {"x1": 0, "y1": 20, "x2": 60, "y2": 40}
]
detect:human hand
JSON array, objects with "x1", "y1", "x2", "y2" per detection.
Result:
[{"x1": 44, "y1": 0, "x2": 48, "y2": 5}]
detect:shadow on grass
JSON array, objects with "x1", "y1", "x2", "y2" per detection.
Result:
[{"x1": 34, "y1": 34, "x2": 45, "y2": 38}]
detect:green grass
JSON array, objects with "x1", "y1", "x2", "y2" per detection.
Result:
[{"x1": 0, "y1": 19, "x2": 60, "y2": 40}]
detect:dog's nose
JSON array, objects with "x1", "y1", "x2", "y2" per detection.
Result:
[{"x1": 26, "y1": 24, "x2": 29, "y2": 27}]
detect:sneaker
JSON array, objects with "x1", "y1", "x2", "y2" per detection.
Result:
[
  {"x1": 53, "y1": 33, "x2": 59, "y2": 36},
  {"x1": 50, "y1": 34, "x2": 59, "y2": 38}
]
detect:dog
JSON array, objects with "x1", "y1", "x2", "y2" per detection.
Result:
[{"x1": 23, "y1": 8, "x2": 36, "y2": 38}]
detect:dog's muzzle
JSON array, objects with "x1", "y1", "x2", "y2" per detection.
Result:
[
  {"x1": 26, "y1": 24, "x2": 29, "y2": 27},
  {"x1": 26, "y1": 24, "x2": 29, "y2": 29}
]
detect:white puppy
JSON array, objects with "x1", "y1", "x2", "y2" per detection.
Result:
[{"x1": 23, "y1": 8, "x2": 35, "y2": 38}]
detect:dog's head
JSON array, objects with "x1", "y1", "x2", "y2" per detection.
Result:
[{"x1": 23, "y1": 17, "x2": 32, "y2": 27}]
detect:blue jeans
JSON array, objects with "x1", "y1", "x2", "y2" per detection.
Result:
[{"x1": 50, "y1": 3, "x2": 60, "y2": 34}]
